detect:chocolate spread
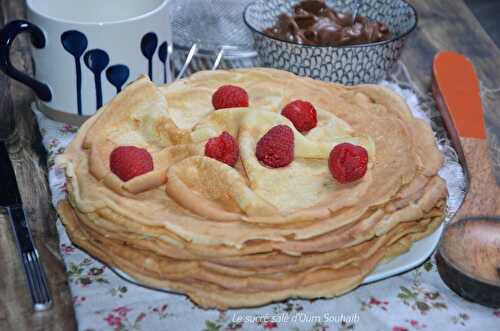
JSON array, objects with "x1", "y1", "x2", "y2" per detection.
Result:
[{"x1": 264, "y1": 0, "x2": 392, "y2": 46}]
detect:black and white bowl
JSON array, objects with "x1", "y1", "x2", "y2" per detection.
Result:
[{"x1": 243, "y1": 0, "x2": 417, "y2": 85}]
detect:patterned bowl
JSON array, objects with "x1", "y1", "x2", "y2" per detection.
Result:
[{"x1": 243, "y1": 0, "x2": 417, "y2": 85}]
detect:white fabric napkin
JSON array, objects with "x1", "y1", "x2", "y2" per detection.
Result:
[{"x1": 33, "y1": 80, "x2": 500, "y2": 331}]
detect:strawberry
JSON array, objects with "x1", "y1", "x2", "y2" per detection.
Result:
[
  {"x1": 204, "y1": 131, "x2": 239, "y2": 167},
  {"x1": 281, "y1": 100, "x2": 317, "y2": 132},
  {"x1": 255, "y1": 125, "x2": 294, "y2": 168},
  {"x1": 212, "y1": 85, "x2": 249, "y2": 110},
  {"x1": 328, "y1": 143, "x2": 368, "y2": 183},
  {"x1": 109, "y1": 146, "x2": 154, "y2": 181}
]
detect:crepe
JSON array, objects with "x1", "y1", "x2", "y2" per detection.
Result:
[{"x1": 57, "y1": 68, "x2": 447, "y2": 308}]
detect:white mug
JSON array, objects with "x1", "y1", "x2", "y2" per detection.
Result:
[{"x1": 0, "y1": 0, "x2": 171, "y2": 123}]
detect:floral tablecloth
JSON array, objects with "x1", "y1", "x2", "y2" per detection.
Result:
[{"x1": 35, "y1": 65, "x2": 500, "y2": 331}]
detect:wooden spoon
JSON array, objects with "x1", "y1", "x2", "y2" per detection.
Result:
[{"x1": 432, "y1": 51, "x2": 500, "y2": 308}]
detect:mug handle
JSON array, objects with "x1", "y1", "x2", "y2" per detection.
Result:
[{"x1": 0, "y1": 20, "x2": 52, "y2": 101}]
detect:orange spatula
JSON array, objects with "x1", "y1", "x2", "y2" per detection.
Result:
[{"x1": 432, "y1": 51, "x2": 500, "y2": 308}]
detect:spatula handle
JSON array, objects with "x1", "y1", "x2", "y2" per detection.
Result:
[{"x1": 432, "y1": 51, "x2": 499, "y2": 221}]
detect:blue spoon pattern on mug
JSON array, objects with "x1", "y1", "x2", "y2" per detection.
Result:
[
  {"x1": 60, "y1": 30, "x2": 88, "y2": 116},
  {"x1": 158, "y1": 41, "x2": 168, "y2": 84},
  {"x1": 106, "y1": 64, "x2": 130, "y2": 94},
  {"x1": 84, "y1": 49, "x2": 109, "y2": 110},
  {"x1": 141, "y1": 32, "x2": 158, "y2": 80}
]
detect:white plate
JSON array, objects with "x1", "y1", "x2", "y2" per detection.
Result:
[{"x1": 110, "y1": 223, "x2": 444, "y2": 290}]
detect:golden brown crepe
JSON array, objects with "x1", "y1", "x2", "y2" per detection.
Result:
[{"x1": 57, "y1": 68, "x2": 447, "y2": 309}]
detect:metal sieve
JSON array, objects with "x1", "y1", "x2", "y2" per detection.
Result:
[{"x1": 170, "y1": 0, "x2": 259, "y2": 78}]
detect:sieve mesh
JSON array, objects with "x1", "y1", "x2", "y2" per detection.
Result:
[{"x1": 171, "y1": 0, "x2": 256, "y2": 54}]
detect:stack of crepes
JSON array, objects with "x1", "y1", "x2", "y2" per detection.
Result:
[{"x1": 57, "y1": 68, "x2": 448, "y2": 309}]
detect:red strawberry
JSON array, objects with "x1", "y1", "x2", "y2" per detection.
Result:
[
  {"x1": 109, "y1": 146, "x2": 154, "y2": 181},
  {"x1": 281, "y1": 100, "x2": 317, "y2": 132},
  {"x1": 328, "y1": 143, "x2": 368, "y2": 183},
  {"x1": 204, "y1": 131, "x2": 239, "y2": 167},
  {"x1": 255, "y1": 125, "x2": 294, "y2": 168},
  {"x1": 212, "y1": 85, "x2": 249, "y2": 110}
]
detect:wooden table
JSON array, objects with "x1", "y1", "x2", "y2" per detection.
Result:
[{"x1": 1, "y1": 0, "x2": 499, "y2": 330}]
